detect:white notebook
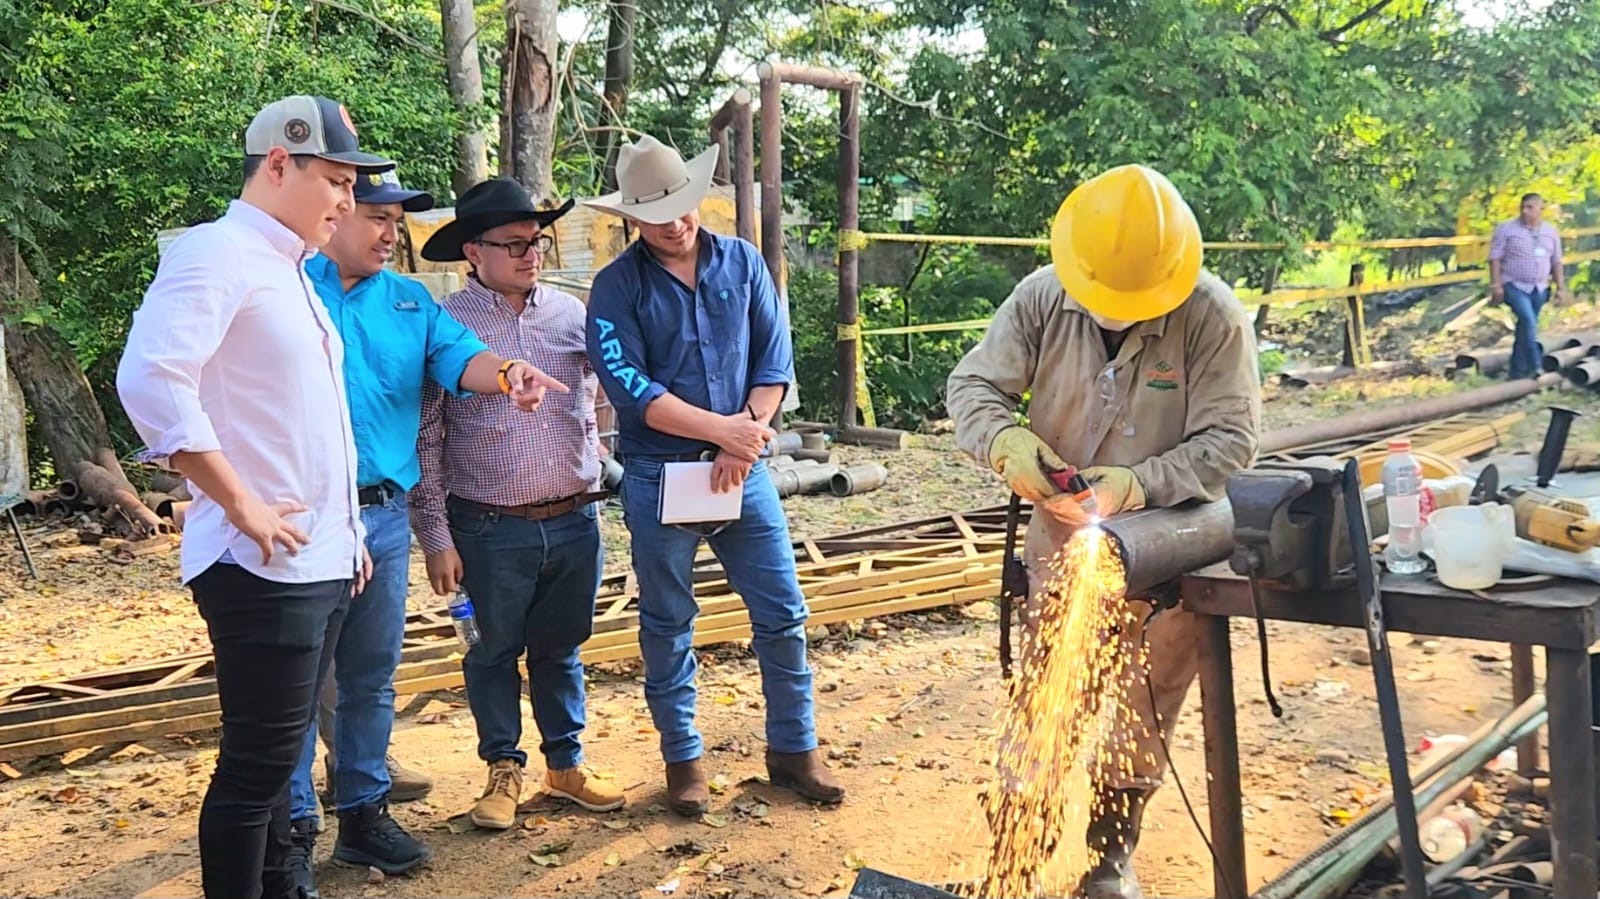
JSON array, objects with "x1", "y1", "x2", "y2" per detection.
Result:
[{"x1": 658, "y1": 462, "x2": 744, "y2": 524}]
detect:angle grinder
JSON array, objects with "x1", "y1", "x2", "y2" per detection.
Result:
[{"x1": 1040, "y1": 453, "x2": 1099, "y2": 520}]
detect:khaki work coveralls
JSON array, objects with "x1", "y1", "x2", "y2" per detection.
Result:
[{"x1": 947, "y1": 265, "x2": 1262, "y2": 790}]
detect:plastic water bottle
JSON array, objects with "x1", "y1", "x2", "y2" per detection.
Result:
[
  {"x1": 1382, "y1": 439, "x2": 1427, "y2": 574},
  {"x1": 448, "y1": 590, "x2": 481, "y2": 647}
]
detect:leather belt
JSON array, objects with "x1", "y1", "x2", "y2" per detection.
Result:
[
  {"x1": 449, "y1": 492, "x2": 609, "y2": 521},
  {"x1": 358, "y1": 482, "x2": 399, "y2": 507}
]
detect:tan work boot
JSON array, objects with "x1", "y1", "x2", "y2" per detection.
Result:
[
  {"x1": 469, "y1": 759, "x2": 524, "y2": 830},
  {"x1": 766, "y1": 749, "x2": 846, "y2": 804},
  {"x1": 385, "y1": 754, "x2": 435, "y2": 803},
  {"x1": 545, "y1": 766, "x2": 625, "y2": 812},
  {"x1": 665, "y1": 759, "x2": 711, "y2": 817},
  {"x1": 323, "y1": 752, "x2": 435, "y2": 804}
]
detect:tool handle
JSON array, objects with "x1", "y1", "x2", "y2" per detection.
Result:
[{"x1": 1570, "y1": 518, "x2": 1600, "y2": 549}]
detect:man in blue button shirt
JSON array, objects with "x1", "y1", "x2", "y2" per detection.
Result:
[
  {"x1": 584, "y1": 135, "x2": 845, "y2": 817},
  {"x1": 290, "y1": 168, "x2": 566, "y2": 890}
]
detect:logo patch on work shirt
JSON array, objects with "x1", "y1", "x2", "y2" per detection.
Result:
[
  {"x1": 592, "y1": 317, "x2": 651, "y2": 398},
  {"x1": 1144, "y1": 360, "x2": 1179, "y2": 391}
]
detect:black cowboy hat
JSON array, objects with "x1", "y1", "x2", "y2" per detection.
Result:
[{"x1": 419, "y1": 178, "x2": 576, "y2": 262}]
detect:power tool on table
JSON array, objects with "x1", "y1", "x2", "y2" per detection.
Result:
[{"x1": 1477, "y1": 406, "x2": 1600, "y2": 553}]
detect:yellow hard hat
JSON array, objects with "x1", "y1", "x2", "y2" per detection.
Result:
[{"x1": 1050, "y1": 164, "x2": 1203, "y2": 323}]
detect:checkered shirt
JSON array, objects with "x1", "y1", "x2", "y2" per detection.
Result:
[{"x1": 411, "y1": 277, "x2": 600, "y2": 555}]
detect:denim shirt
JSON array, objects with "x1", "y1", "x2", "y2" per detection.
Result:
[
  {"x1": 306, "y1": 254, "x2": 487, "y2": 490},
  {"x1": 586, "y1": 230, "x2": 793, "y2": 456}
]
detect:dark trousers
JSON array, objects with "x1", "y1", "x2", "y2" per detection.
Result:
[
  {"x1": 191, "y1": 562, "x2": 350, "y2": 899},
  {"x1": 449, "y1": 499, "x2": 601, "y2": 770}
]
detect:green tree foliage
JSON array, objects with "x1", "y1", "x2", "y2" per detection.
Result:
[{"x1": 6, "y1": 0, "x2": 1600, "y2": 444}]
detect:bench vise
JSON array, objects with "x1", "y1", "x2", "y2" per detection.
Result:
[{"x1": 1226, "y1": 457, "x2": 1357, "y2": 593}]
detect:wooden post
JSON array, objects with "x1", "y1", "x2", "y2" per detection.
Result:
[
  {"x1": 836, "y1": 82, "x2": 862, "y2": 429},
  {"x1": 757, "y1": 63, "x2": 784, "y2": 289},
  {"x1": 733, "y1": 97, "x2": 756, "y2": 245},
  {"x1": 709, "y1": 88, "x2": 756, "y2": 243},
  {"x1": 1340, "y1": 262, "x2": 1367, "y2": 368}
]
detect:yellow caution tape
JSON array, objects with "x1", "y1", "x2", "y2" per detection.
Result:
[
  {"x1": 845, "y1": 225, "x2": 1600, "y2": 254},
  {"x1": 836, "y1": 321, "x2": 861, "y2": 341},
  {"x1": 837, "y1": 229, "x2": 870, "y2": 252}
]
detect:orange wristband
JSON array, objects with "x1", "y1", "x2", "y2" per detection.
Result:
[{"x1": 497, "y1": 360, "x2": 525, "y2": 394}]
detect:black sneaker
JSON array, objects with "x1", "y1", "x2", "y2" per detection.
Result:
[
  {"x1": 285, "y1": 817, "x2": 322, "y2": 899},
  {"x1": 333, "y1": 801, "x2": 433, "y2": 875}
]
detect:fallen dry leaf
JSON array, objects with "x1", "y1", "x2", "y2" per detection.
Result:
[
  {"x1": 709, "y1": 773, "x2": 730, "y2": 794},
  {"x1": 844, "y1": 851, "x2": 868, "y2": 870},
  {"x1": 444, "y1": 814, "x2": 474, "y2": 834},
  {"x1": 535, "y1": 840, "x2": 574, "y2": 855},
  {"x1": 602, "y1": 819, "x2": 630, "y2": 831},
  {"x1": 699, "y1": 813, "x2": 729, "y2": 829},
  {"x1": 782, "y1": 876, "x2": 807, "y2": 890},
  {"x1": 605, "y1": 852, "x2": 623, "y2": 867},
  {"x1": 530, "y1": 852, "x2": 562, "y2": 868}
]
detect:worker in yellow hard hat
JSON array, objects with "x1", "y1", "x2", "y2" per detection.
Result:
[{"x1": 947, "y1": 164, "x2": 1262, "y2": 898}]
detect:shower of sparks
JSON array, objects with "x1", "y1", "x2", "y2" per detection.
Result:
[{"x1": 970, "y1": 525, "x2": 1143, "y2": 899}]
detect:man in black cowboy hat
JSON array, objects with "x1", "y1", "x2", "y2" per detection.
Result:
[{"x1": 411, "y1": 178, "x2": 624, "y2": 829}]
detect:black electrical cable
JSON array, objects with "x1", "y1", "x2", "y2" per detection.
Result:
[
  {"x1": 1247, "y1": 577, "x2": 1285, "y2": 719},
  {"x1": 1140, "y1": 604, "x2": 1235, "y2": 899}
]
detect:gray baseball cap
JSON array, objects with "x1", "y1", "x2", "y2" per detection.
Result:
[{"x1": 244, "y1": 95, "x2": 393, "y2": 168}]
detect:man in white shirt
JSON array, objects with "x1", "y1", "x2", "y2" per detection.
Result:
[{"x1": 117, "y1": 95, "x2": 390, "y2": 899}]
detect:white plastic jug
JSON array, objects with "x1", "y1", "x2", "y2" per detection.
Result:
[{"x1": 1424, "y1": 503, "x2": 1514, "y2": 590}]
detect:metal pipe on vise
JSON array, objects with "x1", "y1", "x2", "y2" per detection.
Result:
[{"x1": 1098, "y1": 500, "x2": 1236, "y2": 597}]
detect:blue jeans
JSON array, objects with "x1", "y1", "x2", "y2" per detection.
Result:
[
  {"x1": 451, "y1": 499, "x2": 601, "y2": 769},
  {"x1": 288, "y1": 493, "x2": 412, "y2": 821},
  {"x1": 620, "y1": 457, "x2": 817, "y2": 764},
  {"x1": 1506, "y1": 284, "x2": 1550, "y2": 379}
]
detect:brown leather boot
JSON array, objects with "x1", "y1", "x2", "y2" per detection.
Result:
[
  {"x1": 766, "y1": 749, "x2": 845, "y2": 804},
  {"x1": 665, "y1": 759, "x2": 711, "y2": 817},
  {"x1": 1077, "y1": 787, "x2": 1150, "y2": 899}
]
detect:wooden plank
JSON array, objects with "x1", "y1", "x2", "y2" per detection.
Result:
[
  {"x1": 0, "y1": 508, "x2": 1023, "y2": 754},
  {"x1": 3, "y1": 575, "x2": 1003, "y2": 759},
  {"x1": 153, "y1": 659, "x2": 210, "y2": 688}
]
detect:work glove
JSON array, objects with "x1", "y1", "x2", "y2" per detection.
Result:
[
  {"x1": 1040, "y1": 466, "x2": 1147, "y2": 527},
  {"x1": 988, "y1": 426, "x2": 1067, "y2": 501}
]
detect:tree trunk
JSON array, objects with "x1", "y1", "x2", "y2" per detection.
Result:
[
  {"x1": 441, "y1": 0, "x2": 491, "y2": 195},
  {"x1": 0, "y1": 329, "x2": 25, "y2": 498},
  {"x1": 501, "y1": 0, "x2": 560, "y2": 200},
  {"x1": 0, "y1": 235, "x2": 113, "y2": 476},
  {"x1": 600, "y1": 0, "x2": 636, "y2": 191}
]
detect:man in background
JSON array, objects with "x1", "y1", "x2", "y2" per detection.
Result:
[
  {"x1": 117, "y1": 95, "x2": 383, "y2": 899},
  {"x1": 288, "y1": 168, "x2": 563, "y2": 885},
  {"x1": 1490, "y1": 193, "x2": 1569, "y2": 380},
  {"x1": 412, "y1": 178, "x2": 622, "y2": 831}
]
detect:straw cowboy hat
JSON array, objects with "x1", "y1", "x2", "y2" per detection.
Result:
[
  {"x1": 420, "y1": 178, "x2": 576, "y2": 262},
  {"x1": 584, "y1": 135, "x2": 720, "y2": 225}
]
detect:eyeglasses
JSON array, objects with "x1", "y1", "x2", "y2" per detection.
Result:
[{"x1": 472, "y1": 234, "x2": 554, "y2": 258}]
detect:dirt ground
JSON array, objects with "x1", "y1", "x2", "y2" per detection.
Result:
[{"x1": 0, "y1": 330, "x2": 1594, "y2": 897}]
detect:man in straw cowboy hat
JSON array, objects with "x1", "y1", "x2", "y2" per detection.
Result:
[
  {"x1": 411, "y1": 178, "x2": 624, "y2": 830},
  {"x1": 584, "y1": 135, "x2": 845, "y2": 816},
  {"x1": 947, "y1": 164, "x2": 1261, "y2": 898}
]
